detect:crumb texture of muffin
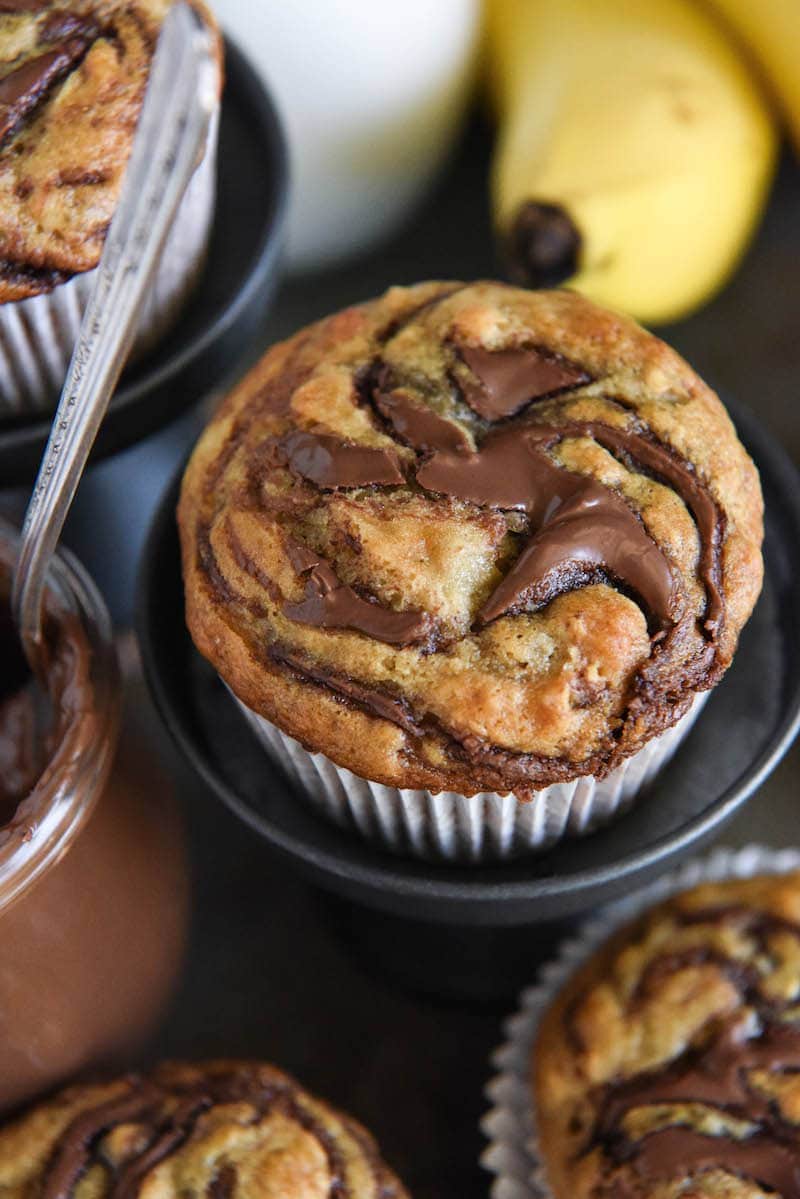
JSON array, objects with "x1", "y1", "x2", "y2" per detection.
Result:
[
  {"x1": 178, "y1": 281, "x2": 764, "y2": 797},
  {"x1": 0, "y1": 0, "x2": 219, "y2": 302},
  {"x1": 534, "y1": 872, "x2": 800, "y2": 1199},
  {"x1": 0, "y1": 1060, "x2": 408, "y2": 1199}
]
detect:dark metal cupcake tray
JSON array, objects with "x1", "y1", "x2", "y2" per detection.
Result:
[
  {"x1": 138, "y1": 395, "x2": 800, "y2": 928},
  {"x1": 0, "y1": 39, "x2": 287, "y2": 487}
]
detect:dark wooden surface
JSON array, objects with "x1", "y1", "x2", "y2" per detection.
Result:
[{"x1": 125, "y1": 120, "x2": 799, "y2": 1199}]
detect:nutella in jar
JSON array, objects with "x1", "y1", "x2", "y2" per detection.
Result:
[{"x1": 0, "y1": 527, "x2": 189, "y2": 1113}]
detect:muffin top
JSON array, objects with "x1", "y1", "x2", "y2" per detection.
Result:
[
  {"x1": 534, "y1": 872, "x2": 800, "y2": 1199},
  {"x1": 179, "y1": 282, "x2": 763, "y2": 796},
  {"x1": 0, "y1": 1060, "x2": 408, "y2": 1199},
  {"x1": 0, "y1": 0, "x2": 220, "y2": 302}
]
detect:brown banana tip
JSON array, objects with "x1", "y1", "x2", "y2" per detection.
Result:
[{"x1": 504, "y1": 201, "x2": 582, "y2": 289}]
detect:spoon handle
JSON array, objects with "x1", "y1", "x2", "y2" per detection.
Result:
[{"x1": 12, "y1": 1, "x2": 218, "y2": 670}]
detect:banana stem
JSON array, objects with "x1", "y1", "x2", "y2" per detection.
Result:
[{"x1": 504, "y1": 202, "x2": 582, "y2": 289}]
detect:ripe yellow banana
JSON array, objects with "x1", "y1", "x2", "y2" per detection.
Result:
[
  {"x1": 486, "y1": 0, "x2": 778, "y2": 324},
  {"x1": 702, "y1": 0, "x2": 800, "y2": 151}
]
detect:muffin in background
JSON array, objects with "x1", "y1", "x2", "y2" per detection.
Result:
[
  {"x1": 533, "y1": 870, "x2": 800, "y2": 1199},
  {"x1": 178, "y1": 281, "x2": 763, "y2": 861},
  {"x1": 0, "y1": 0, "x2": 222, "y2": 417},
  {"x1": 0, "y1": 1059, "x2": 409, "y2": 1199}
]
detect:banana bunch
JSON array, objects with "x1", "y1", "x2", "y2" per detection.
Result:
[
  {"x1": 703, "y1": 0, "x2": 800, "y2": 150},
  {"x1": 485, "y1": 0, "x2": 795, "y2": 325}
]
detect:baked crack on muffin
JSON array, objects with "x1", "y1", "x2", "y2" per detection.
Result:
[
  {"x1": 178, "y1": 282, "x2": 763, "y2": 798},
  {"x1": 0, "y1": 0, "x2": 220, "y2": 302},
  {"x1": 0, "y1": 1060, "x2": 408, "y2": 1199},
  {"x1": 534, "y1": 872, "x2": 800, "y2": 1199}
]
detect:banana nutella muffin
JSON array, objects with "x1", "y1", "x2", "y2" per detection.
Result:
[
  {"x1": 178, "y1": 281, "x2": 763, "y2": 860},
  {"x1": 533, "y1": 871, "x2": 800, "y2": 1199},
  {"x1": 0, "y1": 0, "x2": 222, "y2": 415},
  {"x1": 0, "y1": 1059, "x2": 408, "y2": 1199}
]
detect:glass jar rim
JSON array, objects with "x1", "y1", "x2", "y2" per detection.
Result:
[{"x1": 0, "y1": 524, "x2": 121, "y2": 912}]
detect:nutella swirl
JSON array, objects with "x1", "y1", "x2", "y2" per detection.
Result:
[
  {"x1": 416, "y1": 424, "x2": 678, "y2": 635},
  {"x1": 551, "y1": 893, "x2": 800, "y2": 1199},
  {"x1": 13, "y1": 1062, "x2": 407, "y2": 1199},
  {"x1": 179, "y1": 282, "x2": 762, "y2": 795}
]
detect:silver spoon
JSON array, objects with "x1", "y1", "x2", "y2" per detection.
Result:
[{"x1": 12, "y1": 0, "x2": 218, "y2": 677}]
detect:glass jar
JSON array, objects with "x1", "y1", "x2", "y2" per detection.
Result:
[{"x1": 0, "y1": 527, "x2": 189, "y2": 1114}]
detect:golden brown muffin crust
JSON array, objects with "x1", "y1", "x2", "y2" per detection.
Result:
[
  {"x1": 0, "y1": 0, "x2": 220, "y2": 302},
  {"x1": 534, "y1": 873, "x2": 800, "y2": 1199},
  {"x1": 178, "y1": 282, "x2": 763, "y2": 796},
  {"x1": 0, "y1": 1059, "x2": 408, "y2": 1199}
]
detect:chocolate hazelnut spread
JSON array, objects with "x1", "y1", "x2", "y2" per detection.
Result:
[
  {"x1": 0, "y1": 532, "x2": 188, "y2": 1114},
  {"x1": 458, "y1": 343, "x2": 589, "y2": 420},
  {"x1": 0, "y1": 588, "x2": 97, "y2": 836},
  {"x1": 416, "y1": 422, "x2": 678, "y2": 634},
  {"x1": 271, "y1": 430, "x2": 405, "y2": 489},
  {"x1": 282, "y1": 537, "x2": 432, "y2": 647},
  {"x1": 272, "y1": 378, "x2": 681, "y2": 641},
  {"x1": 0, "y1": 32, "x2": 94, "y2": 147},
  {"x1": 373, "y1": 384, "x2": 471, "y2": 455},
  {"x1": 0, "y1": 610, "x2": 42, "y2": 821}
]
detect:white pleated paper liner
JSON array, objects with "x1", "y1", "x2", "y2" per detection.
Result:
[
  {"x1": 481, "y1": 843, "x2": 800, "y2": 1199},
  {"x1": 0, "y1": 107, "x2": 219, "y2": 418},
  {"x1": 229, "y1": 688, "x2": 708, "y2": 864}
]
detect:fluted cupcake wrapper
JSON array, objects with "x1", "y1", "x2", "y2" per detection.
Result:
[
  {"x1": 229, "y1": 688, "x2": 708, "y2": 864},
  {"x1": 0, "y1": 108, "x2": 219, "y2": 417},
  {"x1": 481, "y1": 843, "x2": 800, "y2": 1199}
]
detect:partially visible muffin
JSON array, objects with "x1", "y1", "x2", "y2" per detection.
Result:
[
  {"x1": 534, "y1": 872, "x2": 800, "y2": 1199},
  {"x1": 0, "y1": 0, "x2": 219, "y2": 299},
  {"x1": 0, "y1": 1060, "x2": 409, "y2": 1199},
  {"x1": 0, "y1": 0, "x2": 222, "y2": 413},
  {"x1": 179, "y1": 282, "x2": 763, "y2": 800}
]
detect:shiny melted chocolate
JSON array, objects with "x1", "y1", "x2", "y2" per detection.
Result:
[
  {"x1": 283, "y1": 539, "x2": 432, "y2": 647},
  {"x1": 279, "y1": 354, "x2": 722, "y2": 641},
  {"x1": 0, "y1": 8, "x2": 99, "y2": 146},
  {"x1": 417, "y1": 425, "x2": 677, "y2": 634},
  {"x1": 244, "y1": 338, "x2": 726, "y2": 663},
  {"x1": 458, "y1": 343, "x2": 589, "y2": 420},
  {"x1": 373, "y1": 385, "x2": 471, "y2": 455},
  {"x1": 371, "y1": 350, "x2": 722, "y2": 640},
  {"x1": 271, "y1": 430, "x2": 405, "y2": 489}
]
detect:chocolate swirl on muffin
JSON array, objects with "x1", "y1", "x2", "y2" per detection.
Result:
[
  {"x1": 0, "y1": 0, "x2": 219, "y2": 301},
  {"x1": 179, "y1": 282, "x2": 763, "y2": 797},
  {"x1": 0, "y1": 1060, "x2": 408, "y2": 1199},
  {"x1": 534, "y1": 873, "x2": 800, "y2": 1199}
]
